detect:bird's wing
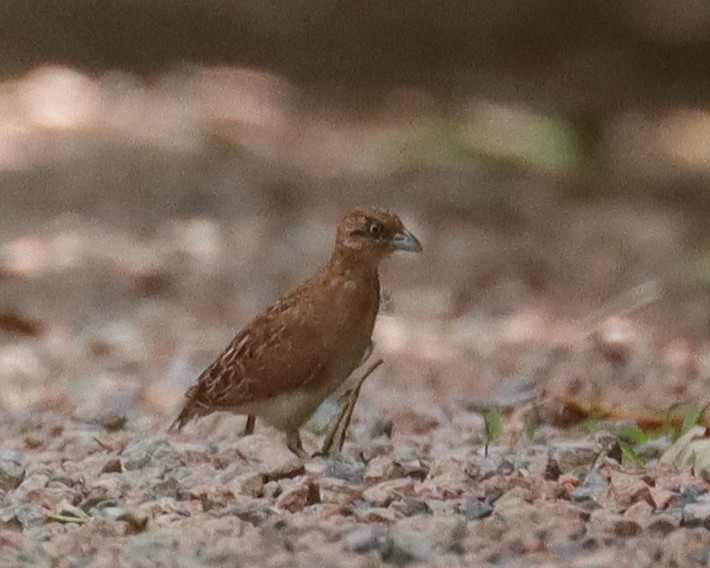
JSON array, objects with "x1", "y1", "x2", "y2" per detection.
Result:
[{"x1": 188, "y1": 290, "x2": 328, "y2": 409}]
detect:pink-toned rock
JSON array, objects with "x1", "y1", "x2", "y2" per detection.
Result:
[
  {"x1": 649, "y1": 487, "x2": 676, "y2": 510},
  {"x1": 362, "y1": 478, "x2": 415, "y2": 507},
  {"x1": 317, "y1": 477, "x2": 361, "y2": 506},
  {"x1": 275, "y1": 477, "x2": 320, "y2": 513},
  {"x1": 416, "y1": 462, "x2": 475, "y2": 500},
  {"x1": 622, "y1": 500, "x2": 654, "y2": 526},
  {"x1": 228, "y1": 472, "x2": 264, "y2": 498},
  {"x1": 189, "y1": 483, "x2": 233, "y2": 509},
  {"x1": 608, "y1": 470, "x2": 653, "y2": 509},
  {"x1": 363, "y1": 456, "x2": 404, "y2": 483},
  {"x1": 353, "y1": 507, "x2": 398, "y2": 523},
  {"x1": 25, "y1": 486, "x2": 79, "y2": 511}
]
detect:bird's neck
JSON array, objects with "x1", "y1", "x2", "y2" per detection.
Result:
[{"x1": 326, "y1": 247, "x2": 381, "y2": 282}]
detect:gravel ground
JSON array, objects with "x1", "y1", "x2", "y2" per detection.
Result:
[{"x1": 3, "y1": 67, "x2": 710, "y2": 567}]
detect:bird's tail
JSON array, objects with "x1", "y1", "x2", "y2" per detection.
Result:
[
  {"x1": 168, "y1": 404, "x2": 192, "y2": 432},
  {"x1": 169, "y1": 383, "x2": 206, "y2": 432}
]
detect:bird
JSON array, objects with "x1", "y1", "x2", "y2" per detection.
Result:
[{"x1": 170, "y1": 206, "x2": 422, "y2": 458}]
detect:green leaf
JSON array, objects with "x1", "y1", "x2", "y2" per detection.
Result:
[
  {"x1": 681, "y1": 405, "x2": 704, "y2": 435},
  {"x1": 483, "y1": 407, "x2": 502, "y2": 457},
  {"x1": 616, "y1": 424, "x2": 652, "y2": 444},
  {"x1": 619, "y1": 441, "x2": 645, "y2": 467}
]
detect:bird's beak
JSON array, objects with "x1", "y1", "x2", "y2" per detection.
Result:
[{"x1": 391, "y1": 229, "x2": 423, "y2": 252}]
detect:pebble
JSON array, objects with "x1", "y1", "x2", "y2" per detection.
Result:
[
  {"x1": 275, "y1": 477, "x2": 320, "y2": 513},
  {"x1": 462, "y1": 497, "x2": 494, "y2": 521},
  {"x1": 231, "y1": 435, "x2": 304, "y2": 480},
  {"x1": 121, "y1": 437, "x2": 180, "y2": 471},
  {"x1": 323, "y1": 455, "x2": 365, "y2": 484},
  {"x1": 391, "y1": 497, "x2": 432, "y2": 517},
  {"x1": 362, "y1": 478, "x2": 415, "y2": 507},
  {"x1": 549, "y1": 442, "x2": 601, "y2": 475},
  {"x1": 570, "y1": 471, "x2": 609, "y2": 505},
  {"x1": 682, "y1": 495, "x2": 710, "y2": 528},
  {"x1": 0, "y1": 450, "x2": 26, "y2": 491}
]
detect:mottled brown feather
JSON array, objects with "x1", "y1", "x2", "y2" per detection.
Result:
[{"x1": 170, "y1": 206, "x2": 421, "y2": 449}]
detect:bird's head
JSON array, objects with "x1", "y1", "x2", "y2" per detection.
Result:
[{"x1": 335, "y1": 207, "x2": 422, "y2": 263}]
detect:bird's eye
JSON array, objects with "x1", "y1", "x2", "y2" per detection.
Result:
[{"x1": 368, "y1": 221, "x2": 383, "y2": 236}]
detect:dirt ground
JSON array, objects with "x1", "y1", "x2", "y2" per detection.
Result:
[{"x1": 3, "y1": 67, "x2": 710, "y2": 567}]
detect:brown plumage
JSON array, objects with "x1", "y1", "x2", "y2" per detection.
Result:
[{"x1": 170, "y1": 207, "x2": 422, "y2": 457}]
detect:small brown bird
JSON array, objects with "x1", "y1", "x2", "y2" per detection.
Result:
[{"x1": 170, "y1": 207, "x2": 422, "y2": 457}]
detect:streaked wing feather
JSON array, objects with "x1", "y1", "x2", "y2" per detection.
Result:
[{"x1": 188, "y1": 285, "x2": 327, "y2": 408}]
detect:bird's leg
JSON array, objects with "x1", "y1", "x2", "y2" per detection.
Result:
[
  {"x1": 320, "y1": 358, "x2": 384, "y2": 456},
  {"x1": 242, "y1": 415, "x2": 256, "y2": 436},
  {"x1": 286, "y1": 430, "x2": 309, "y2": 460}
]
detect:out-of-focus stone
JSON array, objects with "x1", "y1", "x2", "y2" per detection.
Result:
[
  {"x1": 0, "y1": 504, "x2": 46, "y2": 529},
  {"x1": 317, "y1": 477, "x2": 361, "y2": 506},
  {"x1": 362, "y1": 478, "x2": 415, "y2": 507},
  {"x1": 231, "y1": 435, "x2": 304, "y2": 480},
  {"x1": 570, "y1": 471, "x2": 609, "y2": 505},
  {"x1": 391, "y1": 497, "x2": 432, "y2": 517},
  {"x1": 275, "y1": 477, "x2": 320, "y2": 513},
  {"x1": 121, "y1": 438, "x2": 180, "y2": 471},
  {"x1": 228, "y1": 472, "x2": 264, "y2": 498},
  {"x1": 227, "y1": 499, "x2": 273, "y2": 525},
  {"x1": 549, "y1": 441, "x2": 601, "y2": 475},
  {"x1": 353, "y1": 507, "x2": 398, "y2": 523},
  {"x1": 0, "y1": 450, "x2": 26, "y2": 491},
  {"x1": 462, "y1": 497, "x2": 494, "y2": 521},
  {"x1": 682, "y1": 494, "x2": 710, "y2": 528},
  {"x1": 609, "y1": 471, "x2": 652, "y2": 508},
  {"x1": 364, "y1": 456, "x2": 404, "y2": 483},
  {"x1": 344, "y1": 525, "x2": 380, "y2": 554},
  {"x1": 323, "y1": 455, "x2": 365, "y2": 484}
]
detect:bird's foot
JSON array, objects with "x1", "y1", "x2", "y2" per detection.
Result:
[{"x1": 286, "y1": 431, "x2": 309, "y2": 460}]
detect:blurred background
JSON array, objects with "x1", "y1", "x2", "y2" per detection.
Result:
[{"x1": 2, "y1": 0, "x2": 710, "y2": 433}]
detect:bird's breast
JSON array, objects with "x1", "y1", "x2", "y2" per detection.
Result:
[{"x1": 315, "y1": 273, "x2": 379, "y2": 392}]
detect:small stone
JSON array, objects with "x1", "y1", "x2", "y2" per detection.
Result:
[
  {"x1": 231, "y1": 435, "x2": 304, "y2": 480},
  {"x1": 622, "y1": 500, "x2": 653, "y2": 525},
  {"x1": 609, "y1": 470, "x2": 652, "y2": 508},
  {"x1": 275, "y1": 477, "x2": 320, "y2": 513},
  {"x1": 682, "y1": 495, "x2": 710, "y2": 528},
  {"x1": 362, "y1": 479, "x2": 415, "y2": 507},
  {"x1": 391, "y1": 515, "x2": 467, "y2": 560},
  {"x1": 353, "y1": 507, "x2": 398, "y2": 523},
  {"x1": 0, "y1": 504, "x2": 46, "y2": 529},
  {"x1": 344, "y1": 525, "x2": 380, "y2": 554},
  {"x1": 649, "y1": 487, "x2": 676, "y2": 510},
  {"x1": 364, "y1": 456, "x2": 404, "y2": 483},
  {"x1": 121, "y1": 437, "x2": 180, "y2": 471},
  {"x1": 647, "y1": 516, "x2": 679, "y2": 536},
  {"x1": 380, "y1": 535, "x2": 422, "y2": 565},
  {"x1": 367, "y1": 418, "x2": 393, "y2": 439},
  {"x1": 262, "y1": 480, "x2": 281, "y2": 499},
  {"x1": 571, "y1": 471, "x2": 609, "y2": 505},
  {"x1": 150, "y1": 476, "x2": 180, "y2": 499},
  {"x1": 391, "y1": 498, "x2": 432, "y2": 517},
  {"x1": 317, "y1": 477, "x2": 361, "y2": 506},
  {"x1": 228, "y1": 473, "x2": 264, "y2": 498},
  {"x1": 613, "y1": 519, "x2": 641, "y2": 537},
  {"x1": 550, "y1": 441, "x2": 601, "y2": 474},
  {"x1": 100, "y1": 458, "x2": 122, "y2": 474},
  {"x1": 462, "y1": 497, "x2": 494, "y2": 521},
  {"x1": 0, "y1": 450, "x2": 25, "y2": 491},
  {"x1": 323, "y1": 455, "x2": 365, "y2": 484},
  {"x1": 228, "y1": 500, "x2": 273, "y2": 525}
]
